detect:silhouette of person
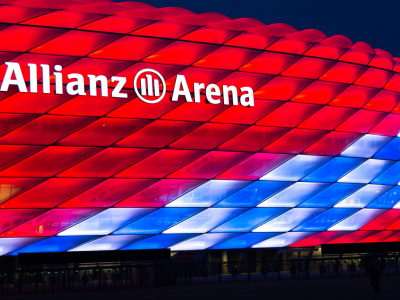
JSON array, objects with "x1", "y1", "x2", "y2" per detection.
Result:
[{"x1": 368, "y1": 265, "x2": 381, "y2": 293}]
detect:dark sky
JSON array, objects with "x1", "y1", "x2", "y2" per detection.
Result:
[{"x1": 112, "y1": 0, "x2": 400, "y2": 57}]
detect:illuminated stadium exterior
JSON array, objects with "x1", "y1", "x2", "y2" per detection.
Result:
[{"x1": 1, "y1": 0, "x2": 400, "y2": 256}]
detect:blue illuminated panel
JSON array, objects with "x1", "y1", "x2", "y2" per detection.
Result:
[
  {"x1": 328, "y1": 209, "x2": 386, "y2": 231},
  {"x1": 260, "y1": 155, "x2": 332, "y2": 181},
  {"x1": 369, "y1": 186, "x2": 400, "y2": 208},
  {"x1": 58, "y1": 208, "x2": 155, "y2": 236},
  {"x1": 170, "y1": 233, "x2": 242, "y2": 251},
  {"x1": 299, "y1": 183, "x2": 364, "y2": 208},
  {"x1": 211, "y1": 233, "x2": 280, "y2": 249},
  {"x1": 252, "y1": 208, "x2": 326, "y2": 232},
  {"x1": 340, "y1": 135, "x2": 392, "y2": 158},
  {"x1": 121, "y1": 234, "x2": 199, "y2": 250},
  {"x1": 69, "y1": 235, "x2": 151, "y2": 251},
  {"x1": 214, "y1": 181, "x2": 292, "y2": 207},
  {"x1": 338, "y1": 159, "x2": 395, "y2": 183},
  {"x1": 164, "y1": 208, "x2": 248, "y2": 233},
  {"x1": 292, "y1": 208, "x2": 359, "y2": 231},
  {"x1": 301, "y1": 157, "x2": 365, "y2": 182},
  {"x1": 374, "y1": 138, "x2": 400, "y2": 160},
  {"x1": 210, "y1": 208, "x2": 289, "y2": 232},
  {"x1": 372, "y1": 162, "x2": 400, "y2": 185},
  {"x1": 167, "y1": 180, "x2": 249, "y2": 207},
  {"x1": 258, "y1": 182, "x2": 330, "y2": 207},
  {"x1": 252, "y1": 232, "x2": 316, "y2": 248},
  {"x1": 113, "y1": 208, "x2": 204, "y2": 234},
  {"x1": 335, "y1": 185, "x2": 393, "y2": 208}
]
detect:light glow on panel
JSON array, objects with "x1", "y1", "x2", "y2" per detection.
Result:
[
  {"x1": 301, "y1": 157, "x2": 365, "y2": 182},
  {"x1": 211, "y1": 233, "x2": 280, "y2": 249},
  {"x1": 113, "y1": 208, "x2": 204, "y2": 234},
  {"x1": 166, "y1": 180, "x2": 249, "y2": 207},
  {"x1": 260, "y1": 155, "x2": 332, "y2": 181},
  {"x1": 214, "y1": 181, "x2": 292, "y2": 207},
  {"x1": 170, "y1": 233, "x2": 242, "y2": 251},
  {"x1": 210, "y1": 208, "x2": 289, "y2": 232},
  {"x1": 340, "y1": 134, "x2": 392, "y2": 158},
  {"x1": 69, "y1": 235, "x2": 151, "y2": 251},
  {"x1": 328, "y1": 209, "x2": 386, "y2": 231},
  {"x1": 163, "y1": 208, "x2": 248, "y2": 233},
  {"x1": 334, "y1": 185, "x2": 393, "y2": 208},
  {"x1": 299, "y1": 183, "x2": 364, "y2": 208},
  {"x1": 252, "y1": 208, "x2": 326, "y2": 232},
  {"x1": 258, "y1": 182, "x2": 330, "y2": 207},
  {"x1": 338, "y1": 159, "x2": 395, "y2": 183},
  {"x1": 121, "y1": 234, "x2": 199, "y2": 250},
  {"x1": 0, "y1": 237, "x2": 45, "y2": 256},
  {"x1": 374, "y1": 138, "x2": 400, "y2": 160},
  {"x1": 372, "y1": 162, "x2": 400, "y2": 185},
  {"x1": 252, "y1": 232, "x2": 316, "y2": 248},
  {"x1": 58, "y1": 208, "x2": 155, "y2": 236}
]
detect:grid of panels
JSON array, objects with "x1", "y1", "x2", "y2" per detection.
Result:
[{"x1": 1, "y1": 0, "x2": 400, "y2": 254}]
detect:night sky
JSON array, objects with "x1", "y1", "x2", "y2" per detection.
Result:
[{"x1": 112, "y1": 0, "x2": 400, "y2": 57}]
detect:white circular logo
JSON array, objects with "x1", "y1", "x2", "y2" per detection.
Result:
[{"x1": 133, "y1": 69, "x2": 166, "y2": 104}]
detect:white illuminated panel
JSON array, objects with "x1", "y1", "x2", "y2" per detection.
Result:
[
  {"x1": 251, "y1": 232, "x2": 316, "y2": 248},
  {"x1": 341, "y1": 135, "x2": 392, "y2": 158},
  {"x1": 170, "y1": 233, "x2": 242, "y2": 251},
  {"x1": 328, "y1": 209, "x2": 386, "y2": 231},
  {"x1": 334, "y1": 184, "x2": 393, "y2": 208},
  {"x1": 338, "y1": 159, "x2": 394, "y2": 184}
]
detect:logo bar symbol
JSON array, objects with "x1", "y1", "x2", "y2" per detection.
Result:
[{"x1": 134, "y1": 69, "x2": 166, "y2": 104}]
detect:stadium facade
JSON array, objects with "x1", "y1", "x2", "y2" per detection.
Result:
[{"x1": 1, "y1": 0, "x2": 400, "y2": 257}]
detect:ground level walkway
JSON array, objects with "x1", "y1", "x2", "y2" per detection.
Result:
[{"x1": 2, "y1": 275, "x2": 398, "y2": 300}]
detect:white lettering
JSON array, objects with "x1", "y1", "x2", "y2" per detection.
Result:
[
  {"x1": 0, "y1": 62, "x2": 27, "y2": 92},
  {"x1": 66, "y1": 73, "x2": 86, "y2": 96},
  {"x1": 88, "y1": 75, "x2": 108, "y2": 97},
  {"x1": 172, "y1": 75, "x2": 192, "y2": 102},
  {"x1": 206, "y1": 84, "x2": 221, "y2": 104},
  {"x1": 223, "y1": 85, "x2": 238, "y2": 106},
  {"x1": 240, "y1": 87, "x2": 255, "y2": 107},
  {"x1": 111, "y1": 76, "x2": 127, "y2": 98}
]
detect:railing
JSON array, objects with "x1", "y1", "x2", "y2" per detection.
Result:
[{"x1": 0, "y1": 256, "x2": 398, "y2": 294}]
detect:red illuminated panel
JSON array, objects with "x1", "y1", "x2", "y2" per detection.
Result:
[
  {"x1": 161, "y1": 96, "x2": 228, "y2": 122},
  {"x1": 0, "y1": 114, "x2": 39, "y2": 137},
  {"x1": 211, "y1": 100, "x2": 282, "y2": 125},
  {"x1": 0, "y1": 5, "x2": 51, "y2": 23},
  {"x1": 131, "y1": 21, "x2": 198, "y2": 39},
  {"x1": 383, "y1": 232, "x2": 400, "y2": 242},
  {"x1": 263, "y1": 129, "x2": 328, "y2": 154},
  {"x1": 290, "y1": 232, "x2": 350, "y2": 247},
  {"x1": 354, "y1": 68, "x2": 394, "y2": 89},
  {"x1": 257, "y1": 102, "x2": 322, "y2": 127},
  {"x1": 0, "y1": 178, "x2": 45, "y2": 205},
  {"x1": 254, "y1": 77, "x2": 312, "y2": 100},
  {"x1": 369, "y1": 114, "x2": 400, "y2": 136},
  {"x1": 0, "y1": 52, "x2": 19, "y2": 64},
  {"x1": 89, "y1": 36, "x2": 172, "y2": 61},
  {"x1": 68, "y1": 3, "x2": 128, "y2": 14},
  {"x1": 304, "y1": 44, "x2": 346, "y2": 60},
  {"x1": 49, "y1": 89, "x2": 134, "y2": 117},
  {"x1": 384, "y1": 74, "x2": 400, "y2": 93},
  {"x1": 193, "y1": 47, "x2": 261, "y2": 70},
  {"x1": 364, "y1": 90, "x2": 400, "y2": 112},
  {"x1": 58, "y1": 148, "x2": 156, "y2": 178},
  {"x1": 79, "y1": 16, "x2": 152, "y2": 34},
  {"x1": 358, "y1": 231, "x2": 398, "y2": 243},
  {"x1": 298, "y1": 106, "x2": 357, "y2": 130},
  {"x1": 0, "y1": 209, "x2": 48, "y2": 234},
  {"x1": 59, "y1": 179, "x2": 157, "y2": 208},
  {"x1": 319, "y1": 62, "x2": 367, "y2": 84},
  {"x1": 22, "y1": 10, "x2": 104, "y2": 28},
  {"x1": 0, "y1": 145, "x2": 44, "y2": 171},
  {"x1": 0, "y1": 85, "x2": 18, "y2": 102},
  {"x1": 339, "y1": 49, "x2": 373, "y2": 65},
  {"x1": 116, "y1": 120, "x2": 201, "y2": 148},
  {"x1": 215, "y1": 73, "x2": 273, "y2": 95},
  {"x1": 0, "y1": 146, "x2": 102, "y2": 177},
  {"x1": 335, "y1": 110, "x2": 387, "y2": 133},
  {"x1": 217, "y1": 153, "x2": 293, "y2": 180},
  {"x1": 57, "y1": 118, "x2": 151, "y2": 146},
  {"x1": 224, "y1": 33, "x2": 277, "y2": 49},
  {"x1": 266, "y1": 38, "x2": 313, "y2": 55},
  {"x1": 116, "y1": 150, "x2": 206, "y2": 178},
  {"x1": 1, "y1": 178, "x2": 102, "y2": 208},
  {"x1": 168, "y1": 151, "x2": 251, "y2": 179},
  {"x1": 1, "y1": 208, "x2": 103, "y2": 237},
  {"x1": 0, "y1": 85, "x2": 75, "y2": 114},
  {"x1": 0, "y1": 25, "x2": 65, "y2": 52},
  {"x1": 291, "y1": 81, "x2": 348, "y2": 105},
  {"x1": 303, "y1": 131, "x2": 362, "y2": 156},
  {"x1": 115, "y1": 179, "x2": 205, "y2": 207},
  {"x1": 0, "y1": 115, "x2": 96, "y2": 145},
  {"x1": 327, "y1": 231, "x2": 377, "y2": 244},
  {"x1": 239, "y1": 52, "x2": 299, "y2": 75},
  {"x1": 281, "y1": 57, "x2": 335, "y2": 79},
  {"x1": 329, "y1": 86, "x2": 378, "y2": 108},
  {"x1": 170, "y1": 123, "x2": 247, "y2": 150},
  {"x1": 360, "y1": 210, "x2": 400, "y2": 231},
  {"x1": 30, "y1": 31, "x2": 119, "y2": 56},
  {"x1": 143, "y1": 41, "x2": 218, "y2": 66},
  {"x1": 218, "y1": 126, "x2": 290, "y2": 152},
  {"x1": 180, "y1": 27, "x2": 239, "y2": 44}
]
